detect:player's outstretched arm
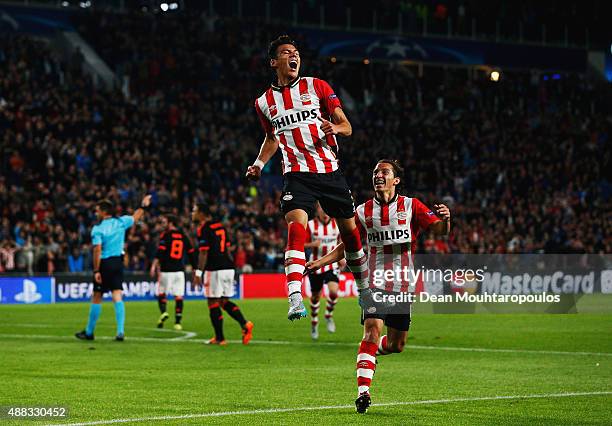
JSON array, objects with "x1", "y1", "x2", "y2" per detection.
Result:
[
  {"x1": 305, "y1": 242, "x2": 346, "y2": 274},
  {"x1": 133, "y1": 195, "x2": 152, "y2": 223},
  {"x1": 430, "y1": 204, "x2": 451, "y2": 236},
  {"x1": 246, "y1": 134, "x2": 279, "y2": 181}
]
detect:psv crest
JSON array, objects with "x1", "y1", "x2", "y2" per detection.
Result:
[
  {"x1": 397, "y1": 212, "x2": 408, "y2": 220},
  {"x1": 300, "y1": 93, "x2": 311, "y2": 102}
]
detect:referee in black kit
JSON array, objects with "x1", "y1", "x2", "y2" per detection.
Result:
[{"x1": 76, "y1": 194, "x2": 152, "y2": 341}]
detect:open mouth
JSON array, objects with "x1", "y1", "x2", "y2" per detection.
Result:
[
  {"x1": 289, "y1": 60, "x2": 298, "y2": 70},
  {"x1": 374, "y1": 178, "x2": 385, "y2": 185}
]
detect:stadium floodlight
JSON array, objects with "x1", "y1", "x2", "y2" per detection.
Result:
[
  {"x1": 169, "y1": 2, "x2": 179, "y2": 10},
  {"x1": 61, "y1": 1, "x2": 70, "y2": 6},
  {"x1": 160, "y1": 2, "x2": 169, "y2": 11},
  {"x1": 79, "y1": 1, "x2": 91, "y2": 7},
  {"x1": 489, "y1": 70, "x2": 501, "y2": 82}
]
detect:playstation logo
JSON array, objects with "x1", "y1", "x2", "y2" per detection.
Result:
[{"x1": 15, "y1": 279, "x2": 42, "y2": 303}]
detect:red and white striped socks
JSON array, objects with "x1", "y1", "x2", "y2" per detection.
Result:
[
  {"x1": 376, "y1": 335, "x2": 391, "y2": 356},
  {"x1": 285, "y1": 222, "x2": 307, "y2": 296},
  {"x1": 341, "y1": 227, "x2": 369, "y2": 290},
  {"x1": 356, "y1": 340, "x2": 378, "y2": 395},
  {"x1": 310, "y1": 300, "x2": 320, "y2": 326},
  {"x1": 324, "y1": 296, "x2": 337, "y2": 319}
]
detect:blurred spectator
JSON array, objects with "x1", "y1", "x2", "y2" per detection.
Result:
[
  {"x1": 0, "y1": 240, "x2": 18, "y2": 272},
  {"x1": 68, "y1": 247, "x2": 85, "y2": 273}
]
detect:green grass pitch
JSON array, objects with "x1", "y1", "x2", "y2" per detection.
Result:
[{"x1": 1, "y1": 296, "x2": 611, "y2": 425}]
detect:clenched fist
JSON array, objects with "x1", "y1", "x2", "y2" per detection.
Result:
[{"x1": 245, "y1": 164, "x2": 262, "y2": 181}]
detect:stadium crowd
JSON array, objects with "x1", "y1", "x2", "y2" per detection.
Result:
[
  {"x1": 0, "y1": 11, "x2": 610, "y2": 274},
  {"x1": 171, "y1": 0, "x2": 608, "y2": 48}
]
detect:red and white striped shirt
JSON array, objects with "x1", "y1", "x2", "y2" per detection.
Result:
[
  {"x1": 306, "y1": 218, "x2": 341, "y2": 274},
  {"x1": 355, "y1": 195, "x2": 440, "y2": 292},
  {"x1": 254, "y1": 77, "x2": 341, "y2": 174}
]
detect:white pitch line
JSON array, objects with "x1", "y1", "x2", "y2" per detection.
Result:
[
  {"x1": 1, "y1": 332, "x2": 611, "y2": 357},
  {"x1": 168, "y1": 331, "x2": 197, "y2": 341},
  {"x1": 9, "y1": 323, "x2": 187, "y2": 334},
  {"x1": 11, "y1": 323, "x2": 63, "y2": 328},
  {"x1": 0, "y1": 333, "x2": 197, "y2": 344},
  {"x1": 7, "y1": 323, "x2": 197, "y2": 340},
  {"x1": 47, "y1": 391, "x2": 612, "y2": 426},
  {"x1": 0, "y1": 333, "x2": 610, "y2": 356},
  {"x1": 400, "y1": 344, "x2": 612, "y2": 357}
]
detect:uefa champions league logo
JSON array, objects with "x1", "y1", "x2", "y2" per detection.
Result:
[{"x1": 15, "y1": 279, "x2": 43, "y2": 304}]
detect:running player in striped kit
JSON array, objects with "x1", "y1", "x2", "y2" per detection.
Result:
[
  {"x1": 246, "y1": 35, "x2": 371, "y2": 321},
  {"x1": 306, "y1": 159, "x2": 451, "y2": 413},
  {"x1": 304, "y1": 203, "x2": 345, "y2": 339}
]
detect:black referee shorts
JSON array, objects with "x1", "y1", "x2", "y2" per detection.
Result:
[
  {"x1": 309, "y1": 270, "x2": 340, "y2": 294},
  {"x1": 280, "y1": 170, "x2": 355, "y2": 219},
  {"x1": 94, "y1": 256, "x2": 124, "y2": 293}
]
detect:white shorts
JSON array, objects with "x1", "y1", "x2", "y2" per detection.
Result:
[
  {"x1": 157, "y1": 271, "x2": 185, "y2": 297},
  {"x1": 204, "y1": 269, "x2": 235, "y2": 298}
]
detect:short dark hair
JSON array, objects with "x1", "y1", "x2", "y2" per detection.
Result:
[
  {"x1": 164, "y1": 214, "x2": 179, "y2": 226},
  {"x1": 196, "y1": 203, "x2": 210, "y2": 217},
  {"x1": 268, "y1": 35, "x2": 297, "y2": 59},
  {"x1": 96, "y1": 199, "x2": 114, "y2": 214},
  {"x1": 376, "y1": 159, "x2": 404, "y2": 180}
]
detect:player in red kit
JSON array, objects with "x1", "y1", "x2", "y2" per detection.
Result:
[
  {"x1": 246, "y1": 35, "x2": 371, "y2": 321},
  {"x1": 304, "y1": 203, "x2": 345, "y2": 339},
  {"x1": 306, "y1": 159, "x2": 451, "y2": 413}
]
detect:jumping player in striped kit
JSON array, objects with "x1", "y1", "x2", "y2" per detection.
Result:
[
  {"x1": 246, "y1": 35, "x2": 371, "y2": 321},
  {"x1": 305, "y1": 159, "x2": 451, "y2": 413},
  {"x1": 304, "y1": 203, "x2": 345, "y2": 339}
]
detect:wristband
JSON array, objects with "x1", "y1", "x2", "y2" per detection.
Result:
[
  {"x1": 195, "y1": 269, "x2": 203, "y2": 278},
  {"x1": 253, "y1": 159, "x2": 265, "y2": 169}
]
